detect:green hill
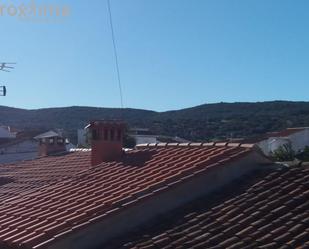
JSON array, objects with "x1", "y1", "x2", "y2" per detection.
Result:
[{"x1": 1, "y1": 101, "x2": 309, "y2": 143}]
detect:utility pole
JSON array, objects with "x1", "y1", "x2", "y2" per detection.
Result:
[{"x1": 0, "y1": 62, "x2": 16, "y2": 96}]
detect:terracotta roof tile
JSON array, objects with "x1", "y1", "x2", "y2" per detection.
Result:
[
  {"x1": 0, "y1": 143, "x2": 254, "y2": 248},
  {"x1": 122, "y1": 165, "x2": 309, "y2": 249}
]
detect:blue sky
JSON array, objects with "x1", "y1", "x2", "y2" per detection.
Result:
[{"x1": 1, "y1": 0, "x2": 309, "y2": 111}]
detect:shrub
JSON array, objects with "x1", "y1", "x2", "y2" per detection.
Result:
[{"x1": 271, "y1": 143, "x2": 295, "y2": 161}]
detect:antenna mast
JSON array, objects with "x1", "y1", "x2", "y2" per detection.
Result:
[{"x1": 0, "y1": 62, "x2": 16, "y2": 96}]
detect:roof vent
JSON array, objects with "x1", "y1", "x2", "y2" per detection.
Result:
[{"x1": 86, "y1": 120, "x2": 126, "y2": 166}]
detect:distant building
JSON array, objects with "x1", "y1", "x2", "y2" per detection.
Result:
[
  {"x1": 129, "y1": 128, "x2": 158, "y2": 145},
  {"x1": 0, "y1": 127, "x2": 38, "y2": 164},
  {"x1": 78, "y1": 127, "x2": 164, "y2": 147},
  {"x1": 78, "y1": 127, "x2": 190, "y2": 147},
  {"x1": 34, "y1": 130, "x2": 76, "y2": 155},
  {"x1": 129, "y1": 128, "x2": 190, "y2": 145},
  {"x1": 0, "y1": 126, "x2": 18, "y2": 138},
  {"x1": 255, "y1": 127, "x2": 309, "y2": 156},
  {"x1": 0, "y1": 130, "x2": 75, "y2": 164},
  {"x1": 0, "y1": 138, "x2": 37, "y2": 164},
  {"x1": 77, "y1": 128, "x2": 89, "y2": 147}
]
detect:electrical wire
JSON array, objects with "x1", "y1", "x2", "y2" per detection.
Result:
[{"x1": 107, "y1": 0, "x2": 124, "y2": 109}]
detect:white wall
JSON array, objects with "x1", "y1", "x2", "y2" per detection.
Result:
[
  {"x1": 257, "y1": 129, "x2": 309, "y2": 156},
  {"x1": 287, "y1": 129, "x2": 309, "y2": 153},
  {"x1": 0, "y1": 127, "x2": 15, "y2": 138},
  {"x1": 66, "y1": 143, "x2": 76, "y2": 151},
  {"x1": 0, "y1": 140, "x2": 38, "y2": 164},
  {"x1": 133, "y1": 135, "x2": 157, "y2": 145},
  {"x1": 269, "y1": 138, "x2": 290, "y2": 153},
  {"x1": 77, "y1": 129, "x2": 88, "y2": 147}
]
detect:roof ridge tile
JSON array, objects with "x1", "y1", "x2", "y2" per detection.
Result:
[
  {"x1": 189, "y1": 143, "x2": 203, "y2": 147},
  {"x1": 215, "y1": 142, "x2": 228, "y2": 146},
  {"x1": 166, "y1": 143, "x2": 179, "y2": 146},
  {"x1": 240, "y1": 144, "x2": 256, "y2": 148},
  {"x1": 156, "y1": 143, "x2": 167, "y2": 147},
  {"x1": 227, "y1": 143, "x2": 241, "y2": 147},
  {"x1": 178, "y1": 143, "x2": 190, "y2": 147},
  {"x1": 135, "y1": 142, "x2": 255, "y2": 149}
]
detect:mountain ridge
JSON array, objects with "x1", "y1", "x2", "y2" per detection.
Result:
[{"x1": 1, "y1": 101, "x2": 309, "y2": 143}]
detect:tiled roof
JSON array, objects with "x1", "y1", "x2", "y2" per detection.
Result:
[
  {"x1": 0, "y1": 152, "x2": 92, "y2": 200},
  {"x1": 122, "y1": 165, "x2": 309, "y2": 249},
  {"x1": 266, "y1": 127, "x2": 308, "y2": 138},
  {"x1": 241, "y1": 127, "x2": 309, "y2": 144},
  {"x1": 0, "y1": 143, "x2": 254, "y2": 249},
  {"x1": 34, "y1": 131, "x2": 61, "y2": 140}
]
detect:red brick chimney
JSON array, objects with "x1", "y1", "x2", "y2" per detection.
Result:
[
  {"x1": 86, "y1": 120, "x2": 126, "y2": 166},
  {"x1": 35, "y1": 131, "x2": 66, "y2": 157}
]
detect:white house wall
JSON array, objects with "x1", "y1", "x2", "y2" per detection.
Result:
[
  {"x1": 287, "y1": 129, "x2": 309, "y2": 153},
  {"x1": 257, "y1": 129, "x2": 309, "y2": 156},
  {"x1": 268, "y1": 138, "x2": 290, "y2": 154},
  {"x1": 77, "y1": 129, "x2": 88, "y2": 147},
  {"x1": 0, "y1": 140, "x2": 38, "y2": 164},
  {"x1": 133, "y1": 135, "x2": 157, "y2": 145},
  {"x1": 0, "y1": 127, "x2": 15, "y2": 138}
]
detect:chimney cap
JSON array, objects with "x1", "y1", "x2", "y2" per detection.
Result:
[{"x1": 84, "y1": 120, "x2": 126, "y2": 130}]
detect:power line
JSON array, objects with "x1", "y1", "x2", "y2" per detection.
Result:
[{"x1": 107, "y1": 0, "x2": 124, "y2": 109}]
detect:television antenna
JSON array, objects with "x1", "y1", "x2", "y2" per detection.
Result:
[
  {"x1": 0, "y1": 62, "x2": 16, "y2": 72},
  {"x1": 0, "y1": 86, "x2": 6, "y2": 96},
  {"x1": 0, "y1": 62, "x2": 16, "y2": 96}
]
